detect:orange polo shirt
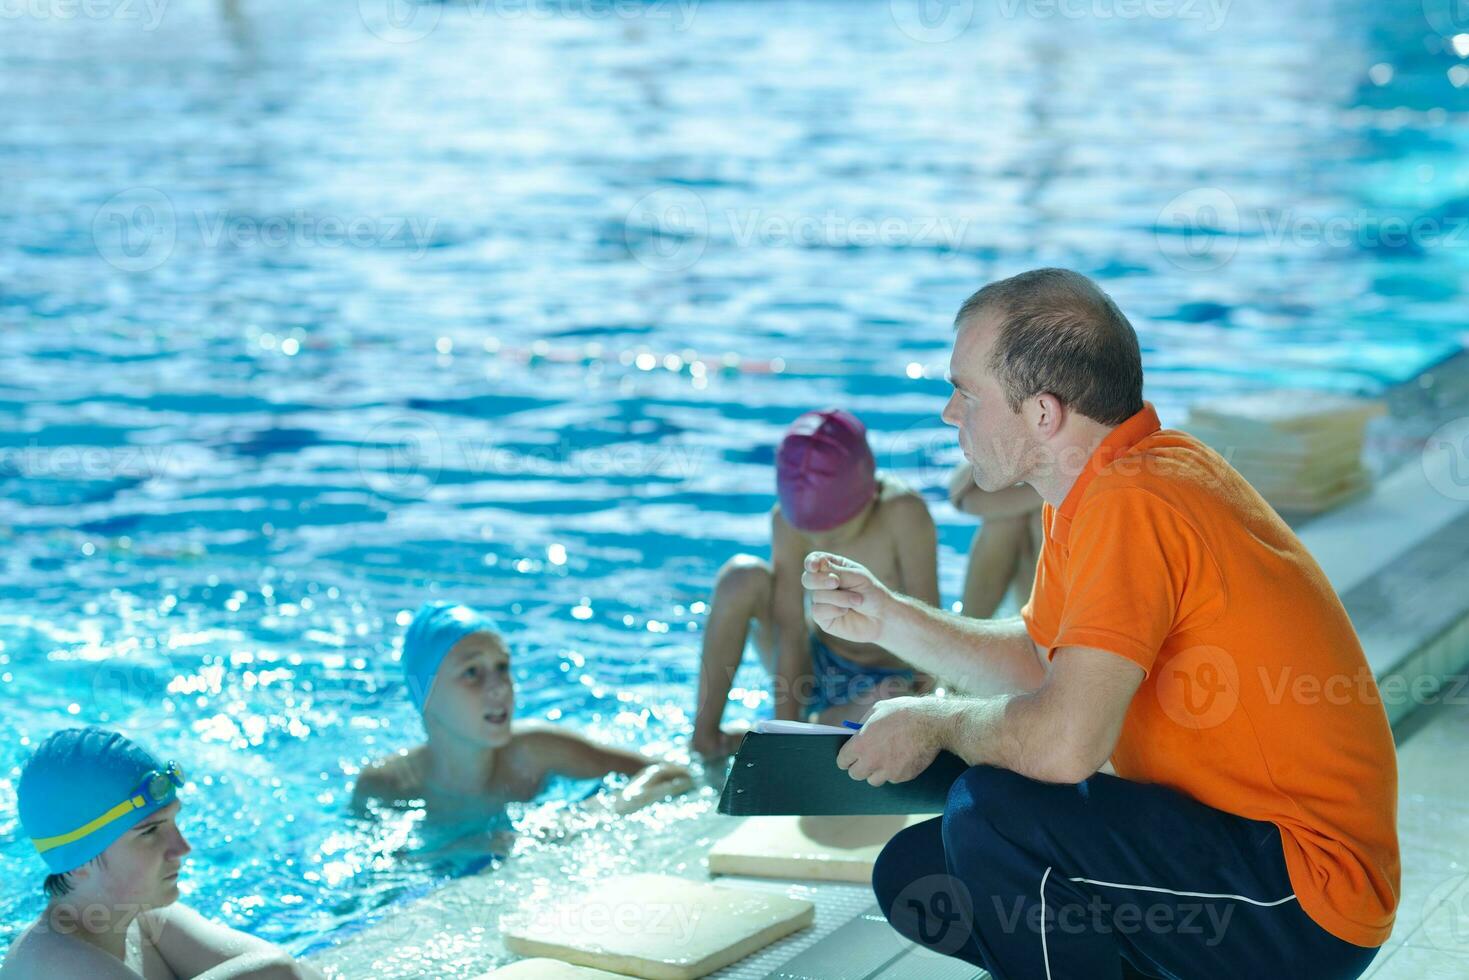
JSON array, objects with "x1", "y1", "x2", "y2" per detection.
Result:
[{"x1": 1020, "y1": 401, "x2": 1399, "y2": 948}]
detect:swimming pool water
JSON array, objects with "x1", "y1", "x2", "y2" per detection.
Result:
[{"x1": 1, "y1": 0, "x2": 1467, "y2": 959}]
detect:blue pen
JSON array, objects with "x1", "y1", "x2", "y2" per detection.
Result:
[{"x1": 842, "y1": 720, "x2": 863, "y2": 731}]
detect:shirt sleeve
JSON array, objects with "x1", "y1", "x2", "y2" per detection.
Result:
[{"x1": 1051, "y1": 487, "x2": 1196, "y2": 676}]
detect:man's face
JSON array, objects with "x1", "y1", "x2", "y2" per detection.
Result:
[
  {"x1": 425, "y1": 632, "x2": 515, "y2": 748},
  {"x1": 84, "y1": 800, "x2": 191, "y2": 911},
  {"x1": 941, "y1": 314, "x2": 1034, "y2": 493}
]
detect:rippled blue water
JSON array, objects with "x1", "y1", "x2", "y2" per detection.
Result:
[{"x1": 1, "y1": 0, "x2": 1467, "y2": 956}]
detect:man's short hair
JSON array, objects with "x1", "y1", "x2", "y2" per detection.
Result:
[{"x1": 955, "y1": 268, "x2": 1144, "y2": 426}]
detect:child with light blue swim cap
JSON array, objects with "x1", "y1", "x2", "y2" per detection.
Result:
[
  {"x1": 352, "y1": 601, "x2": 693, "y2": 838},
  {"x1": 4, "y1": 727, "x2": 325, "y2": 979}
]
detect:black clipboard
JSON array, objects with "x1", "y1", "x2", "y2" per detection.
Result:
[{"x1": 716, "y1": 732, "x2": 970, "y2": 816}]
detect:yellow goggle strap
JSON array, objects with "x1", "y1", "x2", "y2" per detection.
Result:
[{"x1": 31, "y1": 794, "x2": 146, "y2": 854}]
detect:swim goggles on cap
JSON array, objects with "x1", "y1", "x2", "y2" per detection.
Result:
[{"x1": 31, "y1": 762, "x2": 186, "y2": 855}]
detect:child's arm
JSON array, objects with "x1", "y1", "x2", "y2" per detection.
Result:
[
  {"x1": 890, "y1": 494, "x2": 941, "y2": 692},
  {"x1": 891, "y1": 494, "x2": 940, "y2": 608},
  {"x1": 770, "y1": 511, "x2": 814, "y2": 722},
  {"x1": 143, "y1": 904, "x2": 326, "y2": 980},
  {"x1": 521, "y1": 728, "x2": 692, "y2": 813},
  {"x1": 949, "y1": 464, "x2": 1043, "y2": 520},
  {"x1": 961, "y1": 516, "x2": 1027, "y2": 619}
]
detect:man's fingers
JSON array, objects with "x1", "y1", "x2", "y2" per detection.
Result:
[
  {"x1": 808, "y1": 587, "x2": 863, "y2": 610},
  {"x1": 804, "y1": 551, "x2": 839, "y2": 572},
  {"x1": 803, "y1": 552, "x2": 870, "y2": 590}
]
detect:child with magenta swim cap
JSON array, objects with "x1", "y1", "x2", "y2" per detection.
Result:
[
  {"x1": 692, "y1": 409, "x2": 939, "y2": 758},
  {"x1": 4, "y1": 727, "x2": 324, "y2": 980},
  {"x1": 352, "y1": 602, "x2": 692, "y2": 839}
]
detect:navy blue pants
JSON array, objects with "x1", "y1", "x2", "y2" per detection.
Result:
[{"x1": 871, "y1": 766, "x2": 1383, "y2": 980}]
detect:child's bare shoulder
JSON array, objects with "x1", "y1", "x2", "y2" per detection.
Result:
[{"x1": 874, "y1": 475, "x2": 932, "y2": 527}]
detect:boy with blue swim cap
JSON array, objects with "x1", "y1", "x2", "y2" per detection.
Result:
[
  {"x1": 352, "y1": 601, "x2": 692, "y2": 839},
  {"x1": 3, "y1": 727, "x2": 323, "y2": 980}
]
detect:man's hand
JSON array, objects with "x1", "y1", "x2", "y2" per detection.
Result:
[
  {"x1": 802, "y1": 552, "x2": 897, "y2": 645},
  {"x1": 836, "y1": 697, "x2": 952, "y2": 787}
]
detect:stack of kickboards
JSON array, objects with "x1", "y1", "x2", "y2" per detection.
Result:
[{"x1": 1185, "y1": 391, "x2": 1385, "y2": 516}]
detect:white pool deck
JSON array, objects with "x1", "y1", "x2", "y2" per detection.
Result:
[{"x1": 311, "y1": 354, "x2": 1469, "y2": 979}]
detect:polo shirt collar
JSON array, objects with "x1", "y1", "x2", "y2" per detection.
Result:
[{"x1": 1049, "y1": 401, "x2": 1161, "y2": 548}]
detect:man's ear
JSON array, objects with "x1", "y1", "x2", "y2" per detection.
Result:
[{"x1": 1031, "y1": 392, "x2": 1065, "y2": 438}]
